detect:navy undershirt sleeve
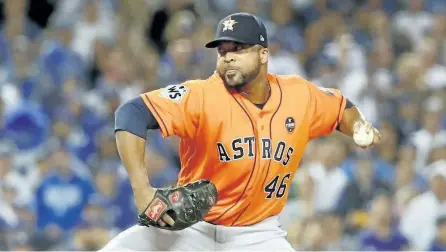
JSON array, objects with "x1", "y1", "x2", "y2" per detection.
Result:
[
  {"x1": 336, "y1": 98, "x2": 356, "y2": 131},
  {"x1": 345, "y1": 98, "x2": 355, "y2": 109},
  {"x1": 114, "y1": 96, "x2": 159, "y2": 139}
]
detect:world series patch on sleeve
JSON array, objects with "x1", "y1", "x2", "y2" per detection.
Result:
[{"x1": 138, "y1": 180, "x2": 218, "y2": 231}]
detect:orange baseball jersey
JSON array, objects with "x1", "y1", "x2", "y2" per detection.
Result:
[{"x1": 141, "y1": 73, "x2": 346, "y2": 226}]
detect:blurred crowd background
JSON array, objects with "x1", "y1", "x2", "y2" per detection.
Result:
[{"x1": 0, "y1": 0, "x2": 446, "y2": 250}]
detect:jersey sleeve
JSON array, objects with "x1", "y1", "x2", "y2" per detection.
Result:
[
  {"x1": 306, "y1": 81, "x2": 347, "y2": 139},
  {"x1": 140, "y1": 82, "x2": 202, "y2": 139}
]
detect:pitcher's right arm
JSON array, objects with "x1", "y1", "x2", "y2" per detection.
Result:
[
  {"x1": 114, "y1": 82, "x2": 201, "y2": 227},
  {"x1": 115, "y1": 96, "x2": 174, "y2": 226}
]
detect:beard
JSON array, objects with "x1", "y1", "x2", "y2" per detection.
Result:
[{"x1": 219, "y1": 67, "x2": 260, "y2": 90}]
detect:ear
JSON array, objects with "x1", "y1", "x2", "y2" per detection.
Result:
[{"x1": 259, "y1": 48, "x2": 269, "y2": 64}]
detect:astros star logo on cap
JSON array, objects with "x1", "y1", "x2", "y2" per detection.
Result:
[{"x1": 222, "y1": 16, "x2": 237, "y2": 32}]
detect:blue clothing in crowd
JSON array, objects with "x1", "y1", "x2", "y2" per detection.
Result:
[
  {"x1": 35, "y1": 170, "x2": 94, "y2": 231},
  {"x1": 2, "y1": 101, "x2": 49, "y2": 151},
  {"x1": 429, "y1": 241, "x2": 446, "y2": 251},
  {"x1": 359, "y1": 230, "x2": 410, "y2": 251}
]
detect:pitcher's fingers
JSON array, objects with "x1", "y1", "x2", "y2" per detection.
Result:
[
  {"x1": 353, "y1": 121, "x2": 362, "y2": 133},
  {"x1": 374, "y1": 129, "x2": 383, "y2": 143},
  {"x1": 162, "y1": 213, "x2": 175, "y2": 226},
  {"x1": 364, "y1": 123, "x2": 373, "y2": 133}
]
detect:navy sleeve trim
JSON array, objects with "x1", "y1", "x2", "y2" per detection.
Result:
[
  {"x1": 345, "y1": 98, "x2": 355, "y2": 109},
  {"x1": 114, "y1": 96, "x2": 159, "y2": 139},
  {"x1": 336, "y1": 98, "x2": 355, "y2": 131}
]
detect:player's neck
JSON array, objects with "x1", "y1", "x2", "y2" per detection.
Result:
[{"x1": 238, "y1": 73, "x2": 270, "y2": 105}]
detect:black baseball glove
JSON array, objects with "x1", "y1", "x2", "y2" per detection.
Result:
[{"x1": 138, "y1": 179, "x2": 218, "y2": 231}]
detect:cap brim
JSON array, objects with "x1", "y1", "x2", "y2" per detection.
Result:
[{"x1": 205, "y1": 37, "x2": 250, "y2": 48}]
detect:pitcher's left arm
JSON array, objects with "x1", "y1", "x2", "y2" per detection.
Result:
[
  {"x1": 306, "y1": 80, "x2": 382, "y2": 148},
  {"x1": 337, "y1": 101, "x2": 382, "y2": 146}
]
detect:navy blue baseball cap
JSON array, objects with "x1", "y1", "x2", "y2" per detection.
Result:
[{"x1": 205, "y1": 12, "x2": 268, "y2": 48}]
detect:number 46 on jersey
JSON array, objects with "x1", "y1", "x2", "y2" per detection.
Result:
[{"x1": 264, "y1": 173, "x2": 291, "y2": 199}]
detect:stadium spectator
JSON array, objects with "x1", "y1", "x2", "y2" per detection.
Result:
[
  {"x1": 400, "y1": 166, "x2": 446, "y2": 250},
  {"x1": 429, "y1": 215, "x2": 446, "y2": 251},
  {"x1": 392, "y1": 0, "x2": 434, "y2": 48},
  {"x1": 410, "y1": 95, "x2": 446, "y2": 174},
  {"x1": 359, "y1": 194, "x2": 410, "y2": 251},
  {"x1": 336, "y1": 157, "x2": 391, "y2": 234},
  {"x1": 394, "y1": 160, "x2": 428, "y2": 193},
  {"x1": 307, "y1": 137, "x2": 349, "y2": 214},
  {"x1": 297, "y1": 217, "x2": 326, "y2": 250},
  {"x1": 35, "y1": 149, "x2": 94, "y2": 232},
  {"x1": 321, "y1": 212, "x2": 358, "y2": 250},
  {"x1": 70, "y1": 0, "x2": 115, "y2": 67}
]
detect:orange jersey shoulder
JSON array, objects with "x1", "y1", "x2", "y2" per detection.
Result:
[
  {"x1": 272, "y1": 73, "x2": 347, "y2": 138},
  {"x1": 140, "y1": 75, "x2": 219, "y2": 139}
]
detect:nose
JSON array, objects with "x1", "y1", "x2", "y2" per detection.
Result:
[{"x1": 223, "y1": 53, "x2": 235, "y2": 63}]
